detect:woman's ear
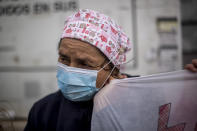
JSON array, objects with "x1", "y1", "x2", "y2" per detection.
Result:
[
  {"x1": 110, "y1": 73, "x2": 127, "y2": 80},
  {"x1": 117, "y1": 73, "x2": 127, "y2": 79},
  {"x1": 105, "y1": 73, "x2": 127, "y2": 87}
]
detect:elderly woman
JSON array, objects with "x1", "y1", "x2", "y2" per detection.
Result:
[{"x1": 24, "y1": 9, "x2": 197, "y2": 131}]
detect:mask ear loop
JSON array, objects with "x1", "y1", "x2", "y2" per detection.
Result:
[
  {"x1": 98, "y1": 65, "x2": 116, "y2": 89},
  {"x1": 97, "y1": 53, "x2": 119, "y2": 89},
  {"x1": 97, "y1": 50, "x2": 134, "y2": 89},
  {"x1": 98, "y1": 52, "x2": 119, "y2": 72}
]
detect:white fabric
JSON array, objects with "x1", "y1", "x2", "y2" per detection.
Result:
[{"x1": 91, "y1": 70, "x2": 197, "y2": 131}]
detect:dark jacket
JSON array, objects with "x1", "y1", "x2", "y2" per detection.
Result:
[{"x1": 24, "y1": 91, "x2": 93, "y2": 131}]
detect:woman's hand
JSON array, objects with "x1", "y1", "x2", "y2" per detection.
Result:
[{"x1": 184, "y1": 59, "x2": 197, "y2": 72}]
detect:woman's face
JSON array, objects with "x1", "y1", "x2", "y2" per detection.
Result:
[{"x1": 58, "y1": 38, "x2": 113, "y2": 88}]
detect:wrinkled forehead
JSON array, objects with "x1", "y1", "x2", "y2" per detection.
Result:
[
  {"x1": 58, "y1": 38, "x2": 109, "y2": 63},
  {"x1": 59, "y1": 38, "x2": 104, "y2": 54}
]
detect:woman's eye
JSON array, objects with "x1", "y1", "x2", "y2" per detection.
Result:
[
  {"x1": 61, "y1": 57, "x2": 67, "y2": 61},
  {"x1": 80, "y1": 62, "x2": 88, "y2": 66},
  {"x1": 60, "y1": 56, "x2": 70, "y2": 63},
  {"x1": 79, "y1": 61, "x2": 92, "y2": 68}
]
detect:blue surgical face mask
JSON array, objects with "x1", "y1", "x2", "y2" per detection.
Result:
[{"x1": 56, "y1": 62, "x2": 114, "y2": 102}]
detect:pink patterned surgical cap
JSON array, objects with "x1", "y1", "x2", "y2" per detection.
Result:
[{"x1": 61, "y1": 9, "x2": 132, "y2": 67}]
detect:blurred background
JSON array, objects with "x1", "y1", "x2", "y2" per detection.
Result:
[{"x1": 0, "y1": 0, "x2": 196, "y2": 130}]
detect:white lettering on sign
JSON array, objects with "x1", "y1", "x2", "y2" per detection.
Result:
[{"x1": 0, "y1": 0, "x2": 78, "y2": 16}]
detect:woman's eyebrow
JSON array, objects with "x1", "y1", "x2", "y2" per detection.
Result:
[
  {"x1": 76, "y1": 56, "x2": 97, "y2": 65},
  {"x1": 58, "y1": 51, "x2": 69, "y2": 57},
  {"x1": 76, "y1": 57, "x2": 93, "y2": 63}
]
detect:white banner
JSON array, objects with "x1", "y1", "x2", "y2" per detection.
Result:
[{"x1": 91, "y1": 70, "x2": 197, "y2": 131}]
